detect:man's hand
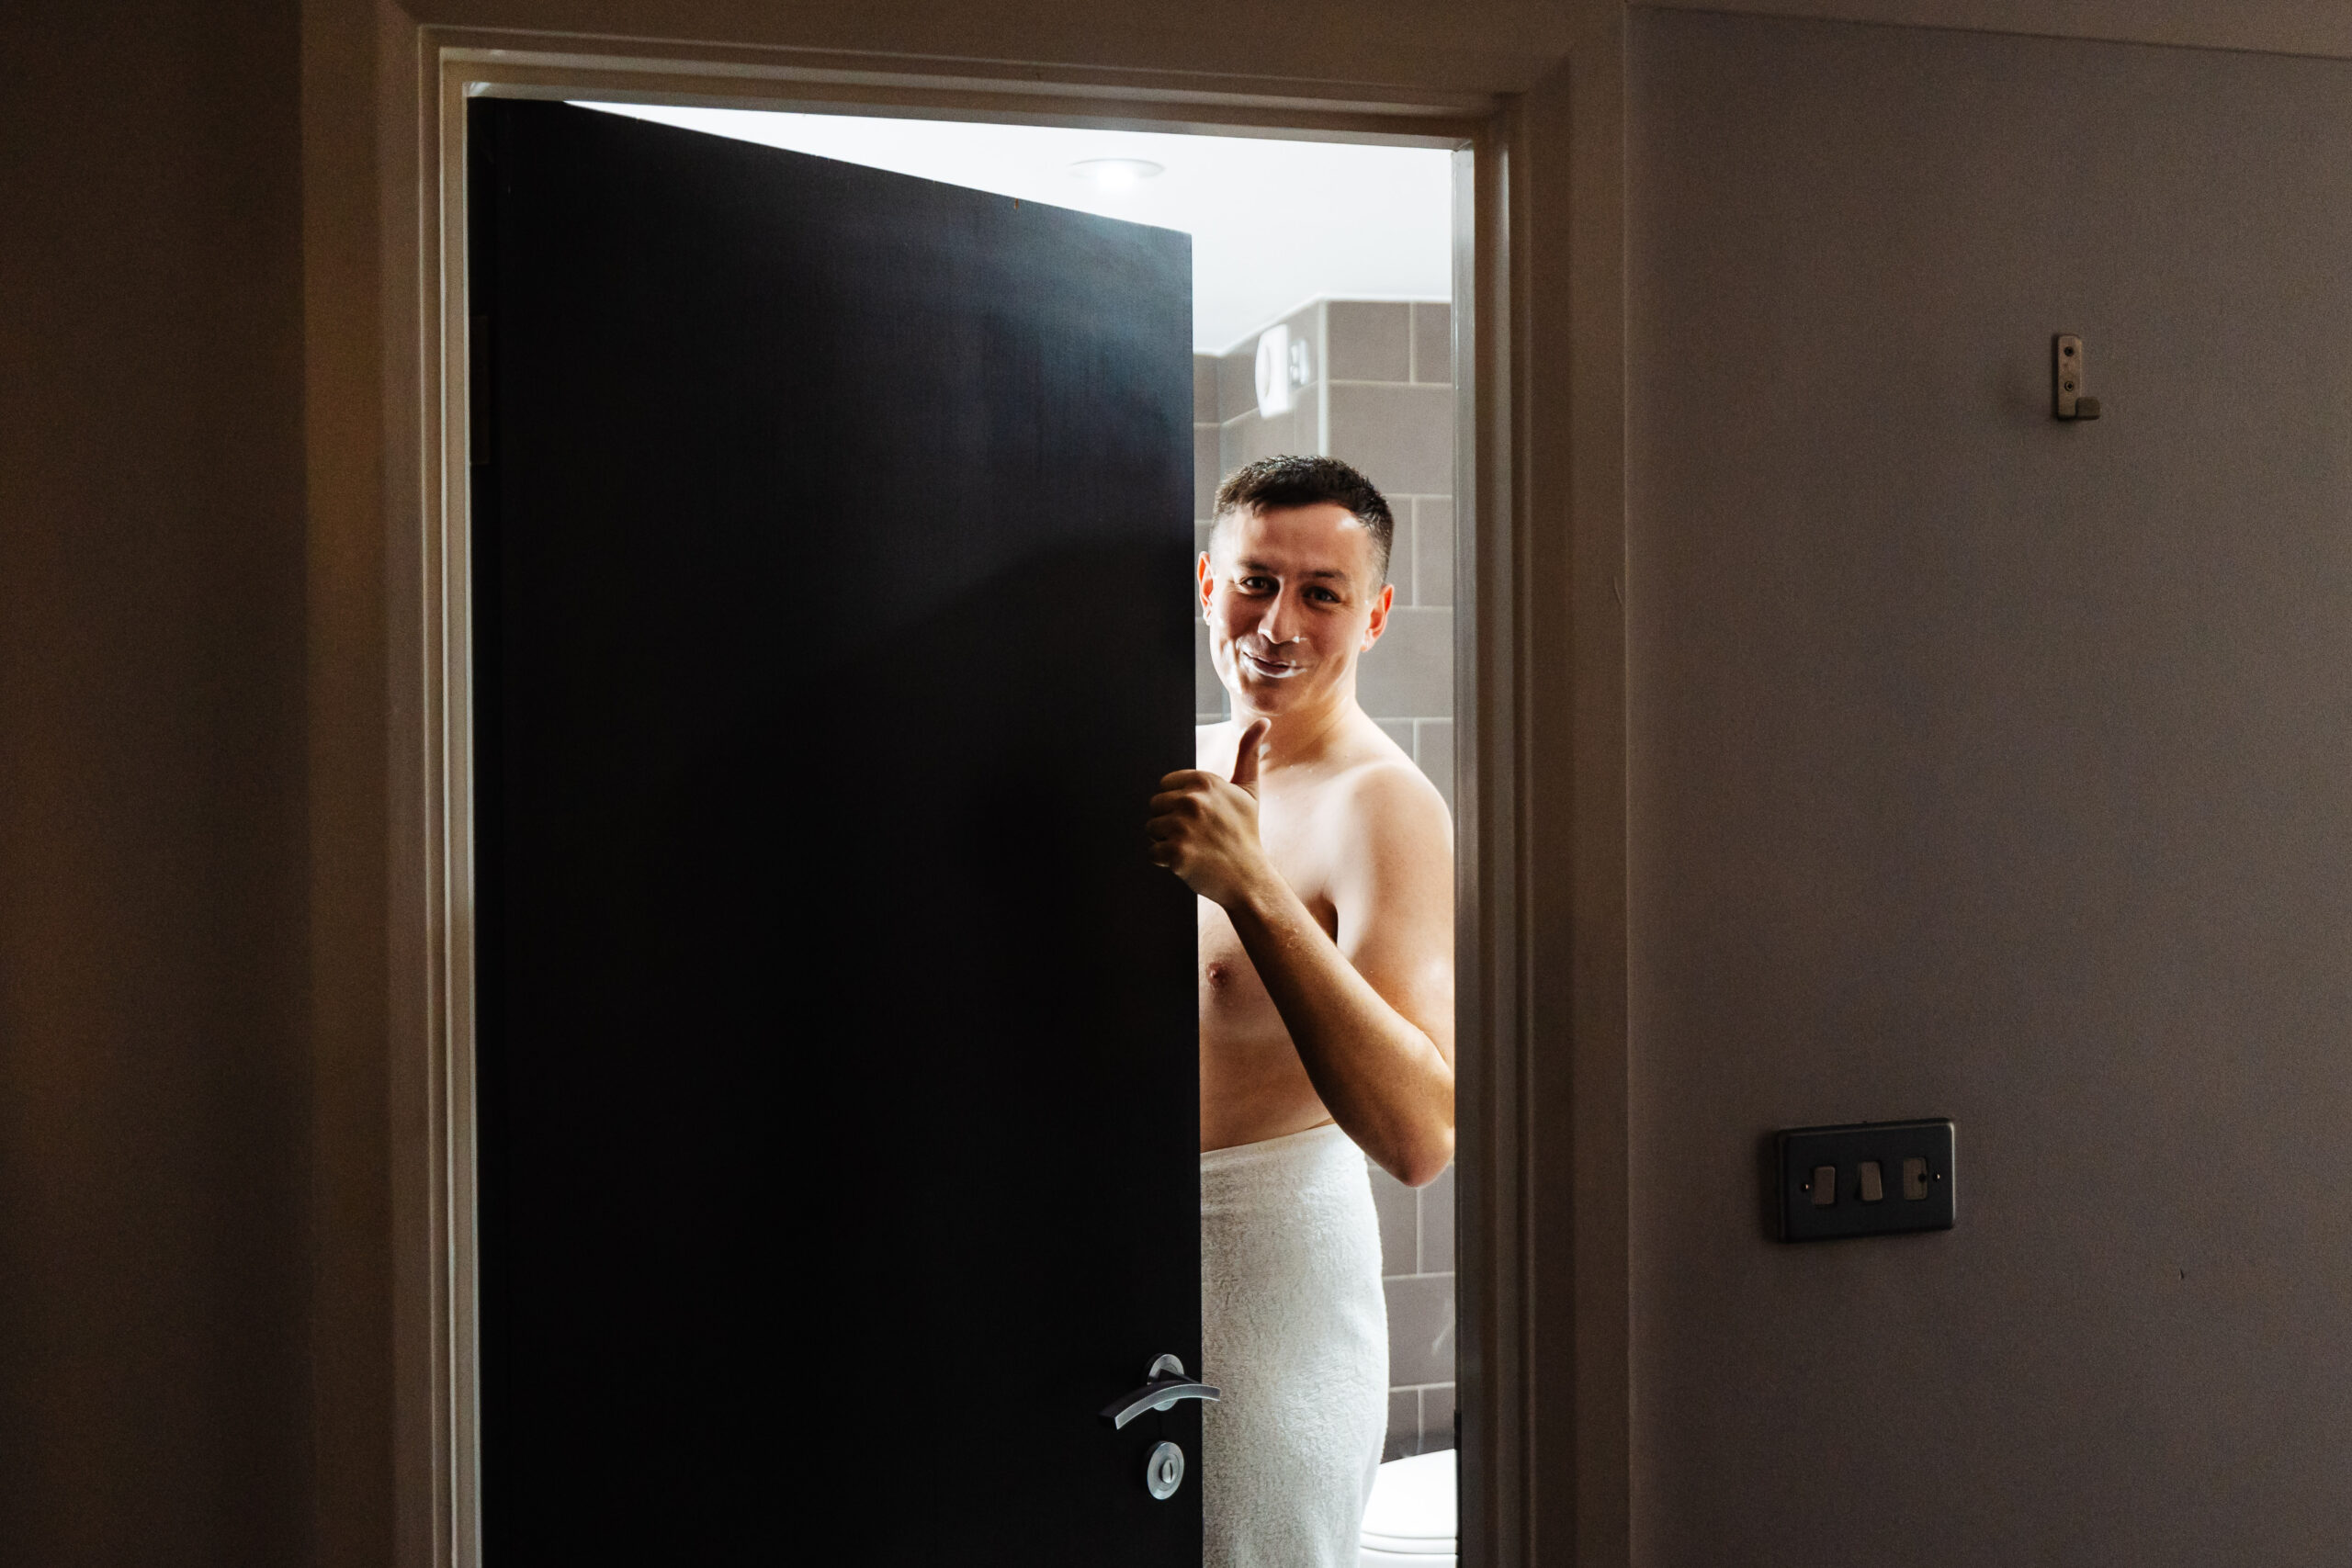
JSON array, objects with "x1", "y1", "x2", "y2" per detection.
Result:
[{"x1": 1148, "y1": 718, "x2": 1274, "y2": 908}]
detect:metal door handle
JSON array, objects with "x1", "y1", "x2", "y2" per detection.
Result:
[{"x1": 1100, "y1": 1353, "x2": 1221, "y2": 1430}]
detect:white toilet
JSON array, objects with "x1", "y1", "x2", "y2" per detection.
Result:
[{"x1": 1359, "y1": 1450, "x2": 1457, "y2": 1566}]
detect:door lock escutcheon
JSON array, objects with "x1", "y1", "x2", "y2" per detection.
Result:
[{"x1": 1144, "y1": 1441, "x2": 1186, "y2": 1500}]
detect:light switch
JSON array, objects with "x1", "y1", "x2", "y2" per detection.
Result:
[
  {"x1": 1775, "y1": 1120, "x2": 1956, "y2": 1241},
  {"x1": 1902, "y1": 1156, "x2": 1928, "y2": 1201}
]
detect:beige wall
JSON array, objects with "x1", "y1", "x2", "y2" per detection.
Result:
[
  {"x1": 1628, "y1": 10, "x2": 2352, "y2": 1562},
  {"x1": 0, "y1": 2, "x2": 312, "y2": 1562},
  {"x1": 1643, "y1": 0, "x2": 2352, "y2": 58},
  {"x1": 24, "y1": 0, "x2": 2352, "y2": 1562}
]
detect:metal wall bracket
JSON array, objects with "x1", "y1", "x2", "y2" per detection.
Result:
[{"x1": 2054, "y1": 333, "x2": 2101, "y2": 420}]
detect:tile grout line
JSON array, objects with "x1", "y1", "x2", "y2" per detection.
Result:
[{"x1": 1412, "y1": 1156, "x2": 1425, "y2": 1272}]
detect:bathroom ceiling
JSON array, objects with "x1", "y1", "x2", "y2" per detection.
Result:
[{"x1": 576, "y1": 103, "x2": 1453, "y2": 354}]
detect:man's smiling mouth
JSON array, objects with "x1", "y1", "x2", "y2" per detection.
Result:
[{"x1": 1240, "y1": 649, "x2": 1303, "y2": 679}]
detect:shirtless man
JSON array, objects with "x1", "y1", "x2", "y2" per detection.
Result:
[{"x1": 1145, "y1": 456, "x2": 1454, "y2": 1568}]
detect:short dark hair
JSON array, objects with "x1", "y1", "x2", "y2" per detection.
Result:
[{"x1": 1210, "y1": 456, "x2": 1396, "y2": 584}]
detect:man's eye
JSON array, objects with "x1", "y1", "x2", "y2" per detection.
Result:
[{"x1": 1239, "y1": 577, "x2": 1275, "y2": 592}]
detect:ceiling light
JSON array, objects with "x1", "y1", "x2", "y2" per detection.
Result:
[{"x1": 1069, "y1": 157, "x2": 1164, "y2": 191}]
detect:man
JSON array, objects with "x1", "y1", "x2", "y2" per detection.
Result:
[{"x1": 1145, "y1": 456, "x2": 1455, "y2": 1568}]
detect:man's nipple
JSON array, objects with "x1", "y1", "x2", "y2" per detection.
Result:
[{"x1": 1204, "y1": 961, "x2": 1232, "y2": 988}]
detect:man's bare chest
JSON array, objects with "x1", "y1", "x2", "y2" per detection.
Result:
[
  {"x1": 1196, "y1": 789, "x2": 1342, "y2": 995},
  {"x1": 1255, "y1": 784, "x2": 1346, "y2": 918}
]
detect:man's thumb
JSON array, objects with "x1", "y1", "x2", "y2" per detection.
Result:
[{"x1": 1231, "y1": 718, "x2": 1272, "y2": 793}]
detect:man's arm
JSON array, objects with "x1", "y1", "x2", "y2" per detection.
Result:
[
  {"x1": 1223, "y1": 766, "x2": 1453, "y2": 1184},
  {"x1": 1148, "y1": 723, "x2": 1455, "y2": 1186}
]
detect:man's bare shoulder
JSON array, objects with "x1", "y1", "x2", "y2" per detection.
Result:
[
  {"x1": 1319, "y1": 733, "x2": 1453, "y2": 952},
  {"x1": 1286, "y1": 721, "x2": 1440, "y2": 857},
  {"x1": 1329, "y1": 750, "x2": 1453, "y2": 847}
]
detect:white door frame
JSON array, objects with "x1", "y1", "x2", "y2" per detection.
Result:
[{"x1": 368, "y1": 22, "x2": 1628, "y2": 1567}]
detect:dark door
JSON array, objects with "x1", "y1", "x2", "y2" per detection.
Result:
[{"x1": 469, "y1": 99, "x2": 1199, "y2": 1562}]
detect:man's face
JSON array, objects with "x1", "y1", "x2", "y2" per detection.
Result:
[{"x1": 1198, "y1": 502, "x2": 1394, "y2": 716}]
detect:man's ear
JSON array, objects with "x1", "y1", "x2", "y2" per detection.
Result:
[
  {"x1": 1362, "y1": 581, "x2": 1396, "y2": 649},
  {"x1": 1197, "y1": 550, "x2": 1216, "y2": 614}
]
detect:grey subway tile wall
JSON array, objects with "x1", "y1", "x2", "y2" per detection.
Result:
[
  {"x1": 1193, "y1": 297, "x2": 1457, "y2": 1459},
  {"x1": 1382, "y1": 1273, "x2": 1457, "y2": 1387},
  {"x1": 1410, "y1": 497, "x2": 1453, "y2": 608},
  {"x1": 1327, "y1": 383, "x2": 1455, "y2": 496},
  {"x1": 1387, "y1": 1391, "x2": 1420, "y2": 1458},
  {"x1": 1193, "y1": 425, "x2": 1222, "y2": 527},
  {"x1": 1325, "y1": 300, "x2": 1410, "y2": 382},
  {"x1": 1417, "y1": 1162, "x2": 1455, "y2": 1272},
  {"x1": 1416, "y1": 1384, "x2": 1456, "y2": 1458},
  {"x1": 1410, "y1": 299, "x2": 1451, "y2": 385},
  {"x1": 1374, "y1": 1161, "x2": 1419, "y2": 1267},
  {"x1": 1193, "y1": 383, "x2": 1227, "y2": 722},
  {"x1": 1351, "y1": 608, "x2": 1452, "y2": 717},
  {"x1": 1414, "y1": 719, "x2": 1454, "y2": 818},
  {"x1": 1193, "y1": 354, "x2": 1220, "y2": 428}
]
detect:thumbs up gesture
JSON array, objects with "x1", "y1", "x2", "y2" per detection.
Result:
[{"x1": 1148, "y1": 718, "x2": 1275, "y2": 908}]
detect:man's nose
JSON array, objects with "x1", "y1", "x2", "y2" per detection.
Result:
[{"x1": 1255, "y1": 588, "x2": 1301, "y2": 644}]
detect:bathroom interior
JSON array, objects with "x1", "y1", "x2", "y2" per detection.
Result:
[{"x1": 582, "y1": 101, "x2": 1463, "y2": 1565}]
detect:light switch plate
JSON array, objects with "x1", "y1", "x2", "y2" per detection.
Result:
[{"x1": 1775, "y1": 1119, "x2": 1955, "y2": 1242}]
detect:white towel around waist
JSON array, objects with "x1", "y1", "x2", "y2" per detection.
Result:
[{"x1": 1201, "y1": 1122, "x2": 1389, "y2": 1568}]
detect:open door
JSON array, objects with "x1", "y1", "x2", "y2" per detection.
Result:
[{"x1": 469, "y1": 99, "x2": 1200, "y2": 1561}]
